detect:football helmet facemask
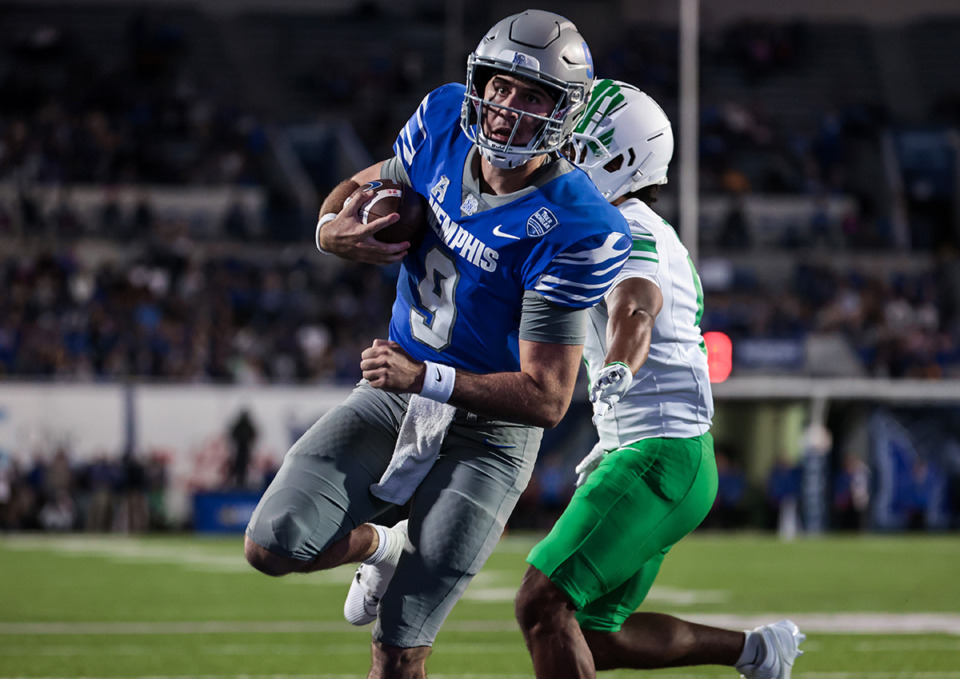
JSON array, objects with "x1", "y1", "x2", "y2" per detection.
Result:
[
  {"x1": 461, "y1": 9, "x2": 595, "y2": 169},
  {"x1": 569, "y1": 79, "x2": 674, "y2": 202}
]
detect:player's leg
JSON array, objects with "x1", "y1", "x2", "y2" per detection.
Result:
[
  {"x1": 515, "y1": 565, "x2": 595, "y2": 679},
  {"x1": 578, "y1": 554, "x2": 742, "y2": 669},
  {"x1": 370, "y1": 415, "x2": 542, "y2": 678},
  {"x1": 244, "y1": 383, "x2": 404, "y2": 576},
  {"x1": 517, "y1": 433, "x2": 718, "y2": 678},
  {"x1": 581, "y1": 560, "x2": 805, "y2": 677},
  {"x1": 585, "y1": 612, "x2": 744, "y2": 668},
  {"x1": 369, "y1": 643, "x2": 431, "y2": 679}
]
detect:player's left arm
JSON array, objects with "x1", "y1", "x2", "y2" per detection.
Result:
[
  {"x1": 360, "y1": 338, "x2": 582, "y2": 429},
  {"x1": 450, "y1": 339, "x2": 582, "y2": 428}
]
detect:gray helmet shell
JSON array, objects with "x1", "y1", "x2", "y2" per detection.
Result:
[{"x1": 461, "y1": 10, "x2": 595, "y2": 169}]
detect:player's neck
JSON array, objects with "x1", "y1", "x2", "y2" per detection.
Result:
[{"x1": 478, "y1": 154, "x2": 547, "y2": 196}]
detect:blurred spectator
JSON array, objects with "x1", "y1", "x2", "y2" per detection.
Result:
[
  {"x1": 83, "y1": 454, "x2": 118, "y2": 532},
  {"x1": 0, "y1": 451, "x2": 15, "y2": 529},
  {"x1": 705, "y1": 447, "x2": 748, "y2": 528},
  {"x1": 767, "y1": 454, "x2": 802, "y2": 533},
  {"x1": 145, "y1": 451, "x2": 169, "y2": 529},
  {"x1": 39, "y1": 488, "x2": 76, "y2": 531},
  {"x1": 227, "y1": 409, "x2": 257, "y2": 489},
  {"x1": 115, "y1": 451, "x2": 149, "y2": 533},
  {"x1": 833, "y1": 453, "x2": 870, "y2": 531}
]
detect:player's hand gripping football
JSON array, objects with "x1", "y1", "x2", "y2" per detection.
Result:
[
  {"x1": 316, "y1": 187, "x2": 408, "y2": 265},
  {"x1": 575, "y1": 442, "x2": 607, "y2": 488},
  {"x1": 361, "y1": 339, "x2": 426, "y2": 394},
  {"x1": 589, "y1": 361, "x2": 634, "y2": 426}
]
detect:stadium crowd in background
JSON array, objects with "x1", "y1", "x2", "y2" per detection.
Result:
[
  {"x1": 0, "y1": 15, "x2": 268, "y2": 188},
  {"x1": 0, "y1": 446, "x2": 168, "y2": 532},
  {"x1": 3, "y1": 4, "x2": 960, "y2": 544},
  {"x1": 2, "y1": 236, "x2": 958, "y2": 382}
]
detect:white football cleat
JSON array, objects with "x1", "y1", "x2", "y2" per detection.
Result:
[
  {"x1": 737, "y1": 619, "x2": 806, "y2": 679},
  {"x1": 343, "y1": 520, "x2": 408, "y2": 626}
]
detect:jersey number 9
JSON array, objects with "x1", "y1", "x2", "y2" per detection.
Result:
[{"x1": 411, "y1": 247, "x2": 460, "y2": 351}]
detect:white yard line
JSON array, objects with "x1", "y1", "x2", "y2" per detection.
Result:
[
  {"x1": 4, "y1": 674, "x2": 960, "y2": 679},
  {"x1": 2, "y1": 614, "x2": 960, "y2": 636}
]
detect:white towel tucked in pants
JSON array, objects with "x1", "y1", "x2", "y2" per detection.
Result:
[{"x1": 370, "y1": 395, "x2": 456, "y2": 504}]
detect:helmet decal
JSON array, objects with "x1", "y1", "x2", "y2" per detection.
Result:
[{"x1": 570, "y1": 79, "x2": 674, "y2": 201}]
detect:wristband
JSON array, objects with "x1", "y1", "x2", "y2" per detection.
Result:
[
  {"x1": 420, "y1": 361, "x2": 456, "y2": 403},
  {"x1": 315, "y1": 213, "x2": 337, "y2": 254}
]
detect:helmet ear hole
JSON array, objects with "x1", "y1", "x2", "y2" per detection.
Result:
[{"x1": 603, "y1": 153, "x2": 624, "y2": 173}]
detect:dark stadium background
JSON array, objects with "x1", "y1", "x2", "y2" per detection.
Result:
[{"x1": 1, "y1": 0, "x2": 959, "y2": 535}]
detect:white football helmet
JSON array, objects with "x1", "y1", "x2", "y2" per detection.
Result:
[
  {"x1": 570, "y1": 79, "x2": 674, "y2": 202},
  {"x1": 461, "y1": 9, "x2": 595, "y2": 169}
]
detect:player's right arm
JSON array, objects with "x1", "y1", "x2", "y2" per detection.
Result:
[
  {"x1": 588, "y1": 275, "x2": 663, "y2": 423},
  {"x1": 603, "y1": 276, "x2": 662, "y2": 373},
  {"x1": 318, "y1": 85, "x2": 444, "y2": 264},
  {"x1": 314, "y1": 161, "x2": 409, "y2": 265}
]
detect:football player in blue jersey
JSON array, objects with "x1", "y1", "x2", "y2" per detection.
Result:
[{"x1": 243, "y1": 9, "x2": 631, "y2": 679}]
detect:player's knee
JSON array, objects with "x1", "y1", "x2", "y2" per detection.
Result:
[
  {"x1": 370, "y1": 642, "x2": 430, "y2": 679},
  {"x1": 244, "y1": 535, "x2": 297, "y2": 577},
  {"x1": 514, "y1": 566, "x2": 568, "y2": 634}
]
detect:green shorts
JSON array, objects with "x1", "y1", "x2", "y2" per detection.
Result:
[{"x1": 526, "y1": 432, "x2": 717, "y2": 633}]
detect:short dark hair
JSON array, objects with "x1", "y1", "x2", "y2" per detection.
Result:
[{"x1": 625, "y1": 184, "x2": 661, "y2": 205}]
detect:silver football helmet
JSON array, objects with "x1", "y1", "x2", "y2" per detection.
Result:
[
  {"x1": 570, "y1": 79, "x2": 674, "y2": 202},
  {"x1": 461, "y1": 9, "x2": 595, "y2": 169}
]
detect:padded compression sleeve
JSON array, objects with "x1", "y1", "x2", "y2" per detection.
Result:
[{"x1": 519, "y1": 290, "x2": 587, "y2": 345}]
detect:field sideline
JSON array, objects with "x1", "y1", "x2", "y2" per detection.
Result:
[{"x1": 1, "y1": 532, "x2": 959, "y2": 678}]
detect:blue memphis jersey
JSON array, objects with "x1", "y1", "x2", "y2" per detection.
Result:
[{"x1": 388, "y1": 83, "x2": 631, "y2": 374}]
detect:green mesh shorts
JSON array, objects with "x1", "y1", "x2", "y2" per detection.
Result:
[{"x1": 526, "y1": 432, "x2": 717, "y2": 632}]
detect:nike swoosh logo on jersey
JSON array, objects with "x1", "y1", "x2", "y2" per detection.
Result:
[{"x1": 492, "y1": 224, "x2": 521, "y2": 240}]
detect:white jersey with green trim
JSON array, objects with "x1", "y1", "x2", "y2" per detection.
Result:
[{"x1": 584, "y1": 198, "x2": 714, "y2": 448}]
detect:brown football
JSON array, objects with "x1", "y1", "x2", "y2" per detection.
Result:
[{"x1": 358, "y1": 179, "x2": 428, "y2": 247}]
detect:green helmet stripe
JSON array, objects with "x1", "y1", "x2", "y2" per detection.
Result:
[{"x1": 575, "y1": 78, "x2": 624, "y2": 143}]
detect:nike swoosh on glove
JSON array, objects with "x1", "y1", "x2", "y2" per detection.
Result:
[
  {"x1": 574, "y1": 442, "x2": 607, "y2": 488},
  {"x1": 589, "y1": 361, "x2": 634, "y2": 426}
]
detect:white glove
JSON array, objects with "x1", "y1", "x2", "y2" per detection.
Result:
[
  {"x1": 575, "y1": 442, "x2": 608, "y2": 488},
  {"x1": 589, "y1": 361, "x2": 633, "y2": 425}
]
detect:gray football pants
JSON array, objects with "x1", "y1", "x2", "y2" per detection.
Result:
[{"x1": 246, "y1": 381, "x2": 542, "y2": 647}]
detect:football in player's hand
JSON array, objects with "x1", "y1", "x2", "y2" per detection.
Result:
[{"x1": 358, "y1": 179, "x2": 428, "y2": 247}]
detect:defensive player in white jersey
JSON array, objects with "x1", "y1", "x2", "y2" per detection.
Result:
[
  {"x1": 514, "y1": 80, "x2": 806, "y2": 679},
  {"x1": 243, "y1": 11, "x2": 632, "y2": 679}
]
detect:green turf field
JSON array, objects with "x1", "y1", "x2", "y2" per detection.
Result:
[{"x1": 1, "y1": 531, "x2": 959, "y2": 678}]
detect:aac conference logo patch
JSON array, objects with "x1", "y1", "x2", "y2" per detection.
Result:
[{"x1": 527, "y1": 207, "x2": 559, "y2": 237}]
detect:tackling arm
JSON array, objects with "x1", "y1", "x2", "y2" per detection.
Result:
[
  {"x1": 602, "y1": 276, "x2": 663, "y2": 373},
  {"x1": 587, "y1": 276, "x2": 663, "y2": 424}
]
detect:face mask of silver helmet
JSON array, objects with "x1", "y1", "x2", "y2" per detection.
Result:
[
  {"x1": 461, "y1": 9, "x2": 594, "y2": 170},
  {"x1": 569, "y1": 79, "x2": 674, "y2": 202}
]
